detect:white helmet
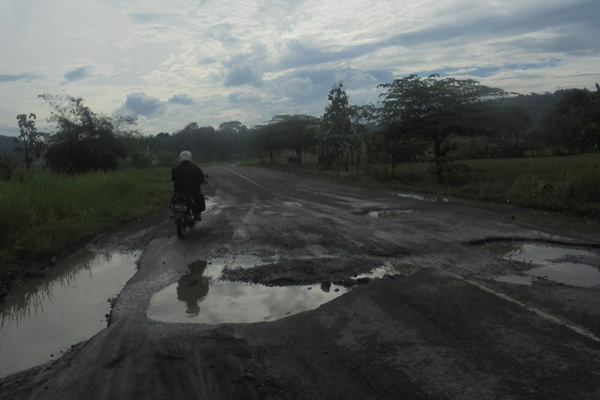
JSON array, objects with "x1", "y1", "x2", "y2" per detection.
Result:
[{"x1": 179, "y1": 150, "x2": 192, "y2": 162}]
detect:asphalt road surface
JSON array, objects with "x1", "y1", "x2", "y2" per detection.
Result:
[{"x1": 2, "y1": 165, "x2": 600, "y2": 400}]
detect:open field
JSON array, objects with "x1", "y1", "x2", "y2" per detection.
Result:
[
  {"x1": 297, "y1": 153, "x2": 600, "y2": 217},
  {"x1": 410, "y1": 154, "x2": 600, "y2": 215}
]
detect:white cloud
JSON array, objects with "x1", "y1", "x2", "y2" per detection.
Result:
[
  {"x1": 168, "y1": 94, "x2": 195, "y2": 105},
  {"x1": 224, "y1": 64, "x2": 264, "y2": 87},
  {"x1": 1, "y1": 0, "x2": 599, "y2": 136},
  {"x1": 63, "y1": 66, "x2": 92, "y2": 83},
  {"x1": 116, "y1": 92, "x2": 166, "y2": 118}
]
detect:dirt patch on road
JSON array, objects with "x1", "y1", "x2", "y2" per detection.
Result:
[{"x1": 221, "y1": 255, "x2": 403, "y2": 286}]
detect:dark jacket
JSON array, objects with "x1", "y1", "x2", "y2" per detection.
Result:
[{"x1": 171, "y1": 160, "x2": 205, "y2": 194}]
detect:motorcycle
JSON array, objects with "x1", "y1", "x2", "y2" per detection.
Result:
[{"x1": 170, "y1": 192, "x2": 199, "y2": 238}]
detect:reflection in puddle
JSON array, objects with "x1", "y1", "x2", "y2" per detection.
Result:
[
  {"x1": 494, "y1": 275, "x2": 535, "y2": 286},
  {"x1": 368, "y1": 262, "x2": 416, "y2": 276},
  {"x1": 395, "y1": 193, "x2": 448, "y2": 202},
  {"x1": 368, "y1": 209, "x2": 413, "y2": 219},
  {"x1": 481, "y1": 242, "x2": 600, "y2": 287},
  {"x1": 148, "y1": 258, "x2": 350, "y2": 324},
  {"x1": 0, "y1": 250, "x2": 138, "y2": 378},
  {"x1": 176, "y1": 261, "x2": 210, "y2": 316},
  {"x1": 149, "y1": 257, "x2": 407, "y2": 325}
]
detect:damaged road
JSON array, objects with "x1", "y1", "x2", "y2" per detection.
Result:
[{"x1": 1, "y1": 165, "x2": 600, "y2": 399}]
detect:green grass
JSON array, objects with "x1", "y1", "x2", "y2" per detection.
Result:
[
  {"x1": 0, "y1": 168, "x2": 172, "y2": 284},
  {"x1": 380, "y1": 154, "x2": 600, "y2": 215},
  {"x1": 461, "y1": 155, "x2": 600, "y2": 210},
  {"x1": 286, "y1": 153, "x2": 600, "y2": 217}
]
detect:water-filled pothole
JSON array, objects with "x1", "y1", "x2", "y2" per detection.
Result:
[
  {"x1": 395, "y1": 192, "x2": 448, "y2": 202},
  {"x1": 369, "y1": 209, "x2": 413, "y2": 218},
  {"x1": 481, "y1": 241, "x2": 600, "y2": 287},
  {"x1": 147, "y1": 258, "x2": 404, "y2": 325},
  {"x1": 0, "y1": 250, "x2": 138, "y2": 378},
  {"x1": 353, "y1": 209, "x2": 414, "y2": 218}
]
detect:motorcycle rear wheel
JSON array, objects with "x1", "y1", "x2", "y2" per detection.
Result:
[{"x1": 176, "y1": 216, "x2": 186, "y2": 238}]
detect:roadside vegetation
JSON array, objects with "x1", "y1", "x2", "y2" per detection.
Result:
[
  {"x1": 1, "y1": 74, "x2": 599, "y2": 292},
  {"x1": 289, "y1": 154, "x2": 600, "y2": 216},
  {"x1": 0, "y1": 168, "x2": 172, "y2": 289}
]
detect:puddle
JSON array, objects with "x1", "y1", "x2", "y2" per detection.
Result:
[
  {"x1": 282, "y1": 201, "x2": 303, "y2": 208},
  {"x1": 481, "y1": 241, "x2": 600, "y2": 287},
  {"x1": 395, "y1": 193, "x2": 448, "y2": 202},
  {"x1": 366, "y1": 209, "x2": 413, "y2": 219},
  {"x1": 0, "y1": 250, "x2": 139, "y2": 378},
  {"x1": 493, "y1": 275, "x2": 535, "y2": 286},
  {"x1": 148, "y1": 258, "x2": 406, "y2": 325},
  {"x1": 148, "y1": 259, "x2": 349, "y2": 324}
]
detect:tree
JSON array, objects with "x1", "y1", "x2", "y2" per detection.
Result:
[
  {"x1": 378, "y1": 74, "x2": 507, "y2": 182},
  {"x1": 270, "y1": 115, "x2": 319, "y2": 165},
  {"x1": 15, "y1": 113, "x2": 47, "y2": 171},
  {"x1": 496, "y1": 104, "x2": 531, "y2": 145},
  {"x1": 246, "y1": 124, "x2": 282, "y2": 164},
  {"x1": 246, "y1": 115, "x2": 319, "y2": 165},
  {"x1": 219, "y1": 121, "x2": 248, "y2": 135},
  {"x1": 0, "y1": 153, "x2": 17, "y2": 180},
  {"x1": 40, "y1": 95, "x2": 130, "y2": 173},
  {"x1": 543, "y1": 86, "x2": 600, "y2": 153},
  {"x1": 321, "y1": 81, "x2": 352, "y2": 170},
  {"x1": 348, "y1": 104, "x2": 379, "y2": 166}
]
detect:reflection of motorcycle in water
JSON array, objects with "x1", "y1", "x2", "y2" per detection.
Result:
[{"x1": 176, "y1": 261, "x2": 209, "y2": 316}]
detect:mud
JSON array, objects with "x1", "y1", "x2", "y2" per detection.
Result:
[{"x1": 220, "y1": 256, "x2": 390, "y2": 286}]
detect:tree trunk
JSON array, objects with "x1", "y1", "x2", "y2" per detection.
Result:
[{"x1": 434, "y1": 139, "x2": 444, "y2": 183}]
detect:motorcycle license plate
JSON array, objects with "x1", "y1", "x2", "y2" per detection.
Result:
[{"x1": 171, "y1": 203, "x2": 187, "y2": 212}]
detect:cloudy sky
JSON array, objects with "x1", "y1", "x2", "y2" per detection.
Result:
[{"x1": 1, "y1": 0, "x2": 599, "y2": 137}]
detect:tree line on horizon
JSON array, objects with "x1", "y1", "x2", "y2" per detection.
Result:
[{"x1": 2, "y1": 75, "x2": 599, "y2": 183}]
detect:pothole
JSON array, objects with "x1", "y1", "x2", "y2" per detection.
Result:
[
  {"x1": 395, "y1": 192, "x2": 448, "y2": 202},
  {"x1": 0, "y1": 250, "x2": 139, "y2": 378},
  {"x1": 354, "y1": 209, "x2": 414, "y2": 218},
  {"x1": 480, "y1": 241, "x2": 600, "y2": 287},
  {"x1": 147, "y1": 257, "x2": 405, "y2": 325}
]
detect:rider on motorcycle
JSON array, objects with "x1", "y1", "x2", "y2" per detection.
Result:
[{"x1": 171, "y1": 150, "x2": 206, "y2": 220}]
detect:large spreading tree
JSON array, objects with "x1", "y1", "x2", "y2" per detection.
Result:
[
  {"x1": 247, "y1": 114, "x2": 319, "y2": 165},
  {"x1": 378, "y1": 74, "x2": 507, "y2": 182}
]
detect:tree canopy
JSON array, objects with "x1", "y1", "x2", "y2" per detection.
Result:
[
  {"x1": 40, "y1": 95, "x2": 132, "y2": 173},
  {"x1": 320, "y1": 81, "x2": 352, "y2": 169},
  {"x1": 15, "y1": 113, "x2": 47, "y2": 171},
  {"x1": 542, "y1": 85, "x2": 600, "y2": 153},
  {"x1": 378, "y1": 74, "x2": 507, "y2": 181}
]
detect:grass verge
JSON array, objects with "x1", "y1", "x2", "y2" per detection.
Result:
[
  {"x1": 279, "y1": 153, "x2": 600, "y2": 217},
  {"x1": 0, "y1": 168, "x2": 172, "y2": 290}
]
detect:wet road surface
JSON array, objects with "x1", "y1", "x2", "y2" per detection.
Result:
[{"x1": 1, "y1": 165, "x2": 600, "y2": 399}]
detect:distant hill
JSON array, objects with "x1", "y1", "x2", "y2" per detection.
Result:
[
  {"x1": 0, "y1": 135, "x2": 18, "y2": 154},
  {"x1": 0, "y1": 135, "x2": 24, "y2": 164},
  {"x1": 496, "y1": 91, "x2": 566, "y2": 131}
]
